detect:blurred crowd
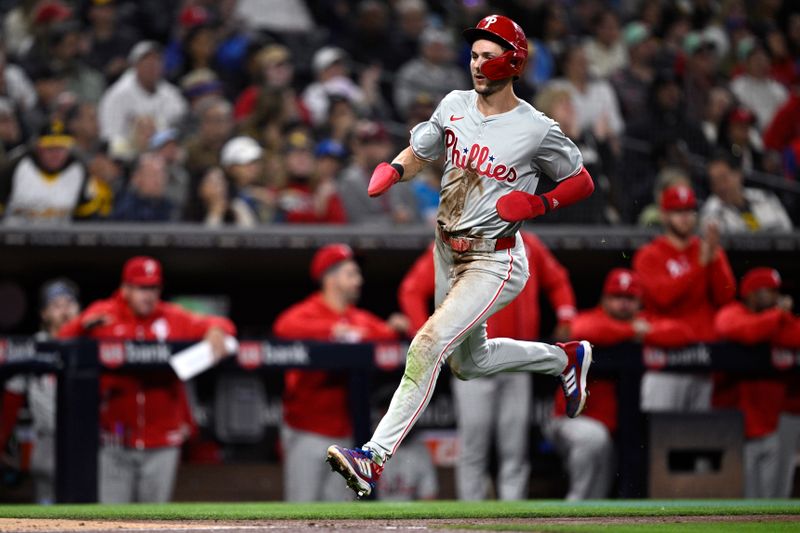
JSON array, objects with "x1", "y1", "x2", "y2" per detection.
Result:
[{"x1": 0, "y1": 0, "x2": 796, "y2": 227}]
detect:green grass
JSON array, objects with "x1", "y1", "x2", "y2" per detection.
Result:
[
  {"x1": 0, "y1": 500, "x2": 797, "y2": 521},
  {"x1": 454, "y1": 524, "x2": 800, "y2": 533}
]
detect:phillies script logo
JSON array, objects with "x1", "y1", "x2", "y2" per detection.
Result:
[
  {"x1": 99, "y1": 341, "x2": 125, "y2": 369},
  {"x1": 445, "y1": 129, "x2": 517, "y2": 183}
]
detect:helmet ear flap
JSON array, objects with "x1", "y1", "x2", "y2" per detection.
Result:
[{"x1": 479, "y1": 49, "x2": 527, "y2": 80}]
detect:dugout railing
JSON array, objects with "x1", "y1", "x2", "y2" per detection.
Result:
[{"x1": 0, "y1": 338, "x2": 798, "y2": 502}]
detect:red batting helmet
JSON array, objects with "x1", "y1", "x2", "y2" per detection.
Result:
[{"x1": 463, "y1": 14, "x2": 528, "y2": 81}]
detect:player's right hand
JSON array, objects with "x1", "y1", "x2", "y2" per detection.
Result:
[{"x1": 368, "y1": 162, "x2": 401, "y2": 197}]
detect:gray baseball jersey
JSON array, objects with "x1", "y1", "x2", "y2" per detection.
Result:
[{"x1": 410, "y1": 90, "x2": 583, "y2": 238}]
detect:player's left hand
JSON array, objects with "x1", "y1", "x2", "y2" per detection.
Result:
[{"x1": 496, "y1": 191, "x2": 547, "y2": 221}]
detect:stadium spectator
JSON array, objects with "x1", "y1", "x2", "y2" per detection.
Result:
[
  {"x1": 763, "y1": 81, "x2": 800, "y2": 180},
  {"x1": 681, "y1": 33, "x2": 721, "y2": 126},
  {"x1": 58, "y1": 256, "x2": 236, "y2": 503},
  {"x1": 0, "y1": 98, "x2": 23, "y2": 160},
  {"x1": 393, "y1": 27, "x2": 469, "y2": 121},
  {"x1": 701, "y1": 87, "x2": 734, "y2": 146},
  {"x1": 0, "y1": 119, "x2": 108, "y2": 224},
  {"x1": 620, "y1": 70, "x2": 710, "y2": 223},
  {"x1": 98, "y1": 41, "x2": 187, "y2": 151},
  {"x1": 64, "y1": 101, "x2": 101, "y2": 158},
  {"x1": 399, "y1": 232, "x2": 577, "y2": 500},
  {"x1": 184, "y1": 97, "x2": 234, "y2": 180},
  {"x1": 549, "y1": 44, "x2": 624, "y2": 149},
  {"x1": 534, "y1": 86, "x2": 616, "y2": 224},
  {"x1": 716, "y1": 107, "x2": 773, "y2": 176},
  {"x1": 322, "y1": 96, "x2": 359, "y2": 147},
  {"x1": 0, "y1": 46, "x2": 37, "y2": 114},
  {"x1": 86, "y1": 140, "x2": 124, "y2": 203},
  {"x1": 301, "y1": 46, "x2": 382, "y2": 128},
  {"x1": 391, "y1": 0, "x2": 430, "y2": 68},
  {"x1": 179, "y1": 69, "x2": 225, "y2": 119},
  {"x1": 583, "y1": 11, "x2": 626, "y2": 79},
  {"x1": 272, "y1": 244, "x2": 408, "y2": 501},
  {"x1": 546, "y1": 268, "x2": 693, "y2": 500},
  {"x1": 112, "y1": 153, "x2": 174, "y2": 222},
  {"x1": 83, "y1": 0, "x2": 140, "y2": 83},
  {"x1": 339, "y1": 121, "x2": 416, "y2": 224},
  {"x1": 219, "y1": 135, "x2": 275, "y2": 223},
  {"x1": 714, "y1": 267, "x2": 800, "y2": 498},
  {"x1": 196, "y1": 166, "x2": 256, "y2": 227},
  {"x1": 24, "y1": 62, "x2": 68, "y2": 138},
  {"x1": 45, "y1": 20, "x2": 106, "y2": 103},
  {"x1": 633, "y1": 184, "x2": 736, "y2": 411},
  {"x1": 526, "y1": 4, "x2": 569, "y2": 87},
  {"x1": 149, "y1": 129, "x2": 190, "y2": 219},
  {"x1": 340, "y1": 1, "x2": 400, "y2": 70},
  {"x1": 700, "y1": 154, "x2": 793, "y2": 233},
  {"x1": 730, "y1": 40, "x2": 789, "y2": 131},
  {"x1": 0, "y1": 278, "x2": 80, "y2": 504},
  {"x1": 275, "y1": 130, "x2": 346, "y2": 224},
  {"x1": 234, "y1": 44, "x2": 310, "y2": 127},
  {"x1": 168, "y1": 23, "x2": 219, "y2": 83},
  {"x1": 314, "y1": 139, "x2": 348, "y2": 185}
]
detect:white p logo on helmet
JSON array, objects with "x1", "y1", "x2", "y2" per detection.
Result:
[{"x1": 482, "y1": 15, "x2": 498, "y2": 28}]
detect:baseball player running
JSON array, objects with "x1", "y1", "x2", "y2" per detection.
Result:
[{"x1": 327, "y1": 15, "x2": 596, "y2": 498}]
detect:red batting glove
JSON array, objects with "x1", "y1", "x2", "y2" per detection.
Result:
[
  {"x1": 496, "y1": 191, "x2": 548, "y2": 221},
  {"x1": 368, "y1": 162, "x2": 401, "y2": 197}
]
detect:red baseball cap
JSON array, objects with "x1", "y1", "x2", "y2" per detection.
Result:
[
  {"x1": 603, "y1": 268, "x2": 642, "y2": 298},
  {"x1": 310, "y1": 244, "x2": 354, "y2": 281},
  {"x1": 740, "y1": 267, "x2": 781, "y2": 298},
  {"x1": 661, "y1": 184, "x2": 697, "y2": 211},
  {"x1": 728, "y1": 107, "x2": 755, "y2": 125},
  {"x1": 122, "y1": 256, "x2": 163, "y2": 286}
]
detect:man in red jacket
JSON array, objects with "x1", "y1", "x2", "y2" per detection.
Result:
[
  {"x1": 398, "y1": 231, "x2": 575, "y2": 500},
  {"x1": 633, "y1": 184, "x2": 736, "y2": 411},
  {"x1": 58, "y1": 256, "x2": 235, "y2": 503},
  {"x1": 273, "y1": 244, "x2": 409, "y2": 501},
  {"x1": 714, "y1": 267, "x2": 800, "y2": 497},
  {"x1": 546, "y1": 268, "x2": 694, "y2": 499}
]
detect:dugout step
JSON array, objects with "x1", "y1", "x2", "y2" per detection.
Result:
[{"x1": 648, "y1": 411, "x2": 743, "y2": 498}]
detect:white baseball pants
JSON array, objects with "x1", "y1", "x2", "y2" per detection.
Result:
[
  {"x1": 777, "y1": 413, "x2": 800, "y2": 497},
  {"x1": 544, "y1": 415, "x2": 614, "y2": 500},
  {"x1": 452, "y1": 373, "x2": 531, "y2": 500},
  {"x1": 744, "y1": 432, "x2": 780, "y2": 498},
  {"x1": 281, "y1": 426, "x2": 353, "y2": 501},
  {"x1": 365, "y1": 234, "x2": 567, "y2": 461}
]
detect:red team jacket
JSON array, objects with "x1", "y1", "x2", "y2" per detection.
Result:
[
  {"x1": 279, "y1": 183, "x2": 347, "y2": 224},
  {"x1": 714, "y1": 302, "x2": 800, "y2": 438},
  {"x1": 273, "y1": 292, "x2": 399, "y2": 438},
  {"x1": 553, "y1": 308, "x2": 694, "y2": 432},
  {"x1": 632, "y1": 236, "x2": 736, "y2": 341},
  {"x1": 399, "y1": 232, "x2": 576, "y2": 338},
  {"x1": 58, "y1": 291, "x2": 236, "y2": 449}
]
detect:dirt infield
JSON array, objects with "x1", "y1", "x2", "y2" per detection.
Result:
[{"x1": 0, "y1": 515, "x2": 797, "y2": 532}]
